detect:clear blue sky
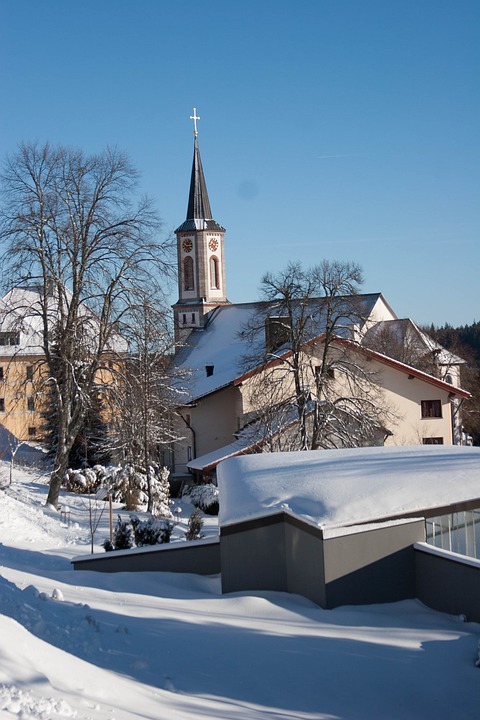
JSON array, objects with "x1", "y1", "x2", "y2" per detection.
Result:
[{"x1": 1, "y1": 0, "x2": 478, "y2": 327}]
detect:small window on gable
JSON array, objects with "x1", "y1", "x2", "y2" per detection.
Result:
[
  {"x1": 421, "y1": 400, "x2": 442, "y2": 418},
  {"x1": 423, "y1": 437, "x2": 444, "y2": 444},
  {"x1": 28, "y1": 426, "x2": 37, "y2": 438},
  {"x1": 183, "y1": 256, "x2": 194, "y2": 291},
  {"x1": 27, "y1": 396, "x2": 35, "y2": 412},
  {"x1": 315, "y1": 366, "x2": 335, "y2": 381}
]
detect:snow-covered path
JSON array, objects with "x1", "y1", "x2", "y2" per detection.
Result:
[{"x1": 1, "y1": 465, "x2": 479, "y2": 719}]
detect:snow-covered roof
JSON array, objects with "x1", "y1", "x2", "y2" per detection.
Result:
[
  {"x1": 362, "y1": 318, "x2": 465, "y2": 368},
  {"x1": 0, "y1": 286, "x2": 127, "y2": 357},
  {"x1": 217, "y1": 445, "x2": 480, "y2": 530},
  {"x1": 173, "y1": 294, "x2": 391, "y2": 403}
]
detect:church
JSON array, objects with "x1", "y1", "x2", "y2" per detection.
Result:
[{"x1": 169, "y1": 113, "x2": 471, "y2": 481}]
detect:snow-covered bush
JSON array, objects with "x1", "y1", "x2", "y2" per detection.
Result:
[
  {"x1": 63, "y1": 463, "x2": 172, "y2": 515},
  {"x1": 111, "y1": 464, "x2": 147, "y2": 510},
  {"x1": 147, "y1": 466, "x2": 173, "y2": 518},
  {"x1": 185, "y1": 508, "x2": 204, "y2": 541},
  {"x1": 130, "y1": 515, "x2": 173, "y2": 546},
  {"x1": 63, "y1": 467, "x2": 100, "y2": 494},
  {"x1": 103, "y1": 513, "x2": 173, "y2": 552},
  {"x1": 183, "y1": 483, "x2": 219, "y2": 515},
  {"x1": 103, "y1": 515, "x2": 134, "y2": 551}
]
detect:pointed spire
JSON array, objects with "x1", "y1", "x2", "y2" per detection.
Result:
[
  {"x1": 186, "y1": 138, "x2": 213, "y2": 222},
  {"x1": 175, "y1": 111, "x2": 225, "y2": 234}
]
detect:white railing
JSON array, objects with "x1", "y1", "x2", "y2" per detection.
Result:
[{"x1": 426, "y1": 510, "x2": 480, "y2": 559}]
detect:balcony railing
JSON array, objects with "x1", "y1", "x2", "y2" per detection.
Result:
[{"x1": 426, "y1": 510, "x2": 480, "y2": 560}]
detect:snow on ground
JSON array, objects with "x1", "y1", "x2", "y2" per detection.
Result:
[
  {"x1": 0, "y1": 461, "x2": 479, "y2": 719},
  {"x1": 218, "y1": 445, "x2": 480, "y2": 528}
]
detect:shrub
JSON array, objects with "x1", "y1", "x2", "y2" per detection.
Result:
[
  {"x1": 185, "y1": 508, "x2": 204, "y2": 541},
  {"x1": 130, "y1": 515, "x2": 173, "y2": 546},
  {"x1": 63, "y1": 467, "x2": 101, "y2": 494},
  {"x1": 104, "y1": 514, "x2": 134, "y2": 551},
  {"x1": 183, "y1": 483, "x2": 219, "y2": 515},
  {"x1": 103, "y1": 513, "x2": 173, "y2": 552}
]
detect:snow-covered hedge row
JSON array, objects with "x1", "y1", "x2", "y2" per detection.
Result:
[
  {"x1": 103, "y1": 513, "x2": 174, "y2": 551},
  {"x1": 182, "y1": 483, "x2": 219, "y2": 515}
]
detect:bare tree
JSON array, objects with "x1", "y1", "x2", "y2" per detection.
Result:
[
  {"x1": 107, "y1": 295, "x2": 187, "y2": 512},
  {"x1": 241, "y1": 261, "x2": 393, "y2": 451},
  {"x1": 0, "y1": 142, "x2": 174, "y2": 507}
]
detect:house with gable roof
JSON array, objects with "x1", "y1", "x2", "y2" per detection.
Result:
[{"x1": 169, "y1": 117, "x2": 471, "y2": 480}]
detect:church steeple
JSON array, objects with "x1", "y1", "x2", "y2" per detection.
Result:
[
  {"x1": 173, "y1": 109, "x2": 229, "y2": 344},
  {"x1": 175, "y1": 137, "x2": 225, "y2": 234}
]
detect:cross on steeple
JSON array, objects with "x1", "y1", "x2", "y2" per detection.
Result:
[{"x1": 190, "y1": 108, "x2": 200, "y2": 137}]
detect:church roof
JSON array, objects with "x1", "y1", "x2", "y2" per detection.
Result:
[
  {"x1": 175, "y1": 138, "x2": 225, "y2": 234},
  {"x1": 173, "y1": 293, "x2": 393, "y2": 403}
]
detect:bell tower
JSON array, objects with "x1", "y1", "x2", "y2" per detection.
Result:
[{"x1": 173, "y1": 109, "x2": 229, "y2": 344}]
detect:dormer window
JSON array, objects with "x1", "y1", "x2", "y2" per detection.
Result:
[
  {"x1": 265, "y1": 316, "x2": 291, "y2": 354},
  {"x1": 205, "y1": 364, "x2": 214, "y2": 377}
]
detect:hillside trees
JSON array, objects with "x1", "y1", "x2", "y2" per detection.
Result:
[
  {"x1": 241, "y1": 261, "x2": 393, "y2": 451},
  {"x1": 0, "y1": 142, "x2": 174, "y2": 507},
  {"x1": 427, "y1": 322, "x2": 480, "y2": 445}
]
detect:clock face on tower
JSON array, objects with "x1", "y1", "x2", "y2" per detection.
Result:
[
  {"x1": 208, "y1": 238, "x2": 219, "y2": 252},
  {"x1": 182, "y1": 239, "x2": 193, "y2": 253}
]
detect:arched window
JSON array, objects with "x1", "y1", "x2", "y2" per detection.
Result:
[
  {"x1": 210, "y1": 256, "x2": 220, "y2": 289},
  {"x1": 183, "y1": 256, "x2": 194, "y2": 291}
]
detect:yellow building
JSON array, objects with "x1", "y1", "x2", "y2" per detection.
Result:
[{"x1": 0, "y1": 286, "x2": 124, "y2": 447}]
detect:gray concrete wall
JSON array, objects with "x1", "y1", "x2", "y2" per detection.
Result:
[
  {"x1": 72, "y1": 538, "x2": 220, "y2": 575},
  {"x1": 322, "y1": 519, "x2": 425, "y2": 608},
  {"x1": 220, "y1": 515, "x2": 288, "y2": 594},
  {"x1": 284, "y1": 518, "x2": 326, "y2": 606},
  {"x1": 220, "y1": 513, "x2": 426, "y2": 609},
  {"x1": 414, "y1": 543, "x2": 480, "y2": 622}
]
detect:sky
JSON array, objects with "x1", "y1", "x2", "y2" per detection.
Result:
[
  {"x1": 0, "y1": 0, "x2": 479, "y2": 327},
  {"x1": 1, "y1": 460, "x2": 479, "y2": 718}
]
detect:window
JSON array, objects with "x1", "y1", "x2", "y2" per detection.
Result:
[
  {"x1": 28, "y1": 426, "x2": 37, "y2": 438},
  {"x1": 315, "y1": 366, "x2": 335, "y2": 381},
  {"x1": 210, "y1": 256, "x2": 220, "y2": 289},
  {"x1": 0, "y1": 331, "x2": 20, "y2": 346},
  {"x1": 0, "y1": 398, "x2": 4, "y2": 412},
  {"x1": 182, "y1": 313, "x2": 187, "y2": 325},
  {"x1": 421, "y1": 400, "x2": 442, "y2": 418},
  {"x1": 187, "y1": 446, "x2": 192, "y2": 462},
  {"x1": 26, "y1": 365, "x2": 33, "y2": 381},
  {"x1": 423, "y1": 437, "x2": 444, "y2": 445},
  {"x1": 183, "y1": 256, "x2": 194, "y2": 291},
  {"x1": 0, "y1": 367, "x2": 3, "y2": 381},
  {"x1": 27, "y1": 396, "x2": 35, "y2": 412}
]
